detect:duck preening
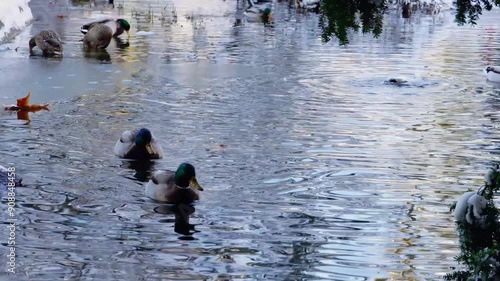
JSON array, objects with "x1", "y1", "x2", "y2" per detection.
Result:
[
  {"x1": 114, "y1": 128, "x2": 164, "y2": 160},
  {"x1": 29, "y1": 30, "x2": 63, "y2": 56},
  {"x1": 145, "y1": 163, "x2": 204, "y2": 204}
]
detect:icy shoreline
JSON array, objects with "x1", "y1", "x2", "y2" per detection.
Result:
[{"x1": 0, "y1": 0, "x2": 33, "y2": 44}]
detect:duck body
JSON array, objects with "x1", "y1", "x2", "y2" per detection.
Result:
[
  {"x1": 145, "y1": 163, "x2": 203, "y2": 204},
  {"x1": 29, "y1": 30, "x2": 63, "y2": 56},
  {"x1": 485, "y1": 66, "x2": 500, "y2": 83},
  {"x1": 83, "y1": 23, "x2": 113, "y2": 49},
  {"x1": 80, "y1": 18, "x2": 131, "y2": 38},
  {"x1": 114, "y1": 128, "x2": 164, "y2": 160}
]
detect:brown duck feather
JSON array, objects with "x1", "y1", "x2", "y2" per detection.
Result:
[
  {"x1": 29, "y1": 30, "x2": 63, "y2": 56},
  {"x1": 83, "y1": 23, "x2": 113, "y2": 49}
]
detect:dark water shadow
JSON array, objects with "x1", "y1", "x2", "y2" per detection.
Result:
[
  {"x1": 154, "y1": 203, "x2": 198, "y2": 239},
  {"x1": 114, "y1": 37, "x2": 130, "y2": 50},
  {"x1": 120, "y1": 160, "x2": 156, "y2": 182},
  {"x1": 83, "y1": 48, "x2": 111, "y2": 63},
  {"x1": 29, "y1": 53, "x2": 64, "y2": 60}
]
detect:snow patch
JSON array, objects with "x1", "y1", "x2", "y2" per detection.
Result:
[{"x1": 0, "y1": 0, "x2": 33, "y2": 44}]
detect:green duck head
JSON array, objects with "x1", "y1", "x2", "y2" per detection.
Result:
[
  {"x1": 117, "y1": 19, "x2": 131, "y2": 37},
  {"x1": 135, "y1": 128, "x2": 155, "y2": 155},
  {"x1": 175, "y1": 163, "x2": 203, "y2": 191},
  {"x1": 263, "y1": 8, "x2": 271, "y2": 15}
]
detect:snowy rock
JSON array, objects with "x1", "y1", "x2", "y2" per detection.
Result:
[
  {"x1": 485, "y1": 168, "x2": 496, "y2": 185},
  {"x1": 454, "y1": 191, "x2": 477, "y2": 223},
  {"x1": 454, "y1": 191, "x2": 489, "y2": 227},
  {"x1": 0, "y1": 0, "x2": 33, "y2": 44}
]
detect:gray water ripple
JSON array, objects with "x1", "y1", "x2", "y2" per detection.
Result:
[{"x1": 2, "y1": 1, "x2": 500, "y2": 280}]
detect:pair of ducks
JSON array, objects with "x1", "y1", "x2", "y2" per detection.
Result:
[
  {"x1": 29, "y1": 18, "x2": 131, "y2": 56},
  {"x1": 114, "y1": 128, "x2": 203, "y2": 205}
]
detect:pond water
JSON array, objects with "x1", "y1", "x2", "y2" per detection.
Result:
[{"x1": 1, "y1": 0, "x2": 500, "y2": 280}]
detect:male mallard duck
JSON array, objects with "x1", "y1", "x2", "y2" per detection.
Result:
[
  {"x1": 485, "y1": 66, "x2": 500, "y2": 83},
  {"x1": 245, "y1": 0, "x2": 273, "y2": 24},
  {"x1": 114, "y1": 128, "x2": 164, "y2": 160},
  {"x1": 83, "y1": 23, "x2": 113, "y2": 49},
  {"x1": 80, "y1": 18, "x2": 131, "y2": 38},
  {"x1": 29, "y1": 30, "x2": 63, "y2": 56},
  {"x1": 145, "y1": 163, "x2": 204, "y2": 204}
]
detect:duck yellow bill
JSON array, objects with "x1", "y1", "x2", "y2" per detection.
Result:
[
  {"x1": 146, "y1": 143, "x2": 156, "y2": 155},
  {"x1": 126, "y1": 30, "x2": 130, "y2": 38},
  {"x1": 190, "y1": 177, "x2": 203, "y2": 191}
]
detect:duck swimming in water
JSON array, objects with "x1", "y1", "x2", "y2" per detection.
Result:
[
  {"x1": 145, "y1": 163, "x2": 203, "y2": 204},
  {"x1": 114, "y1": 128, "x2": 164, "y2": 160}
]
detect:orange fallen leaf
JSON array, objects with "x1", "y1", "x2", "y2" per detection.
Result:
[
  {"x1": 4, "y1": 92, "x2": 49, "y2": 111},
  {"x1": 17, "y1": 91, "x2": 31, "y2": 107}
]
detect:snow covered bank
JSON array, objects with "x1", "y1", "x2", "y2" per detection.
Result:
[{"x1": 0, "y1": 0, "x2": 33, "y2": 44}]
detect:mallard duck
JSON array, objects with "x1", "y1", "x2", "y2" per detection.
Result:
[
  {"x1": 80, "y1": 18, "x2": 131, "y2": 38},
  {"x1": 245, "y1": 0, "x2": 273, "y2": 24},
  {"x1": 29, "y1": 30, "x2": 63, "y2": 56},
  {"x1": 145, "y1": 163, "x2": 203, "y2": 204},
  {"x1": 114, "y1": 128, "x2": 164, "y2": 160},
  {"x1": 83, "y1": 23, "x2": 113, "y2": 49},
  {"x1": 485, "y1": 66, "x2": 500, "y2": 83}
]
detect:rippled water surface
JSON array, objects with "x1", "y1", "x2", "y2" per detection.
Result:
[{"x1": 2, "y1": 0, "x2": 500, "y2": 280}]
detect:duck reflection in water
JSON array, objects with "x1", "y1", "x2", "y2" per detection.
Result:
[
  {"x1": 154, "y1": 203, "x2": 197, "y2": 237},
  {"x1": 83, "y1": 48, "x2": 111, "y2": 62},
  {"x1": 120, "y1": 160, "x2": 156, "y2": 182},
  {"x1": 114, "y1": 37, "x2": 130, "y2": 49}
]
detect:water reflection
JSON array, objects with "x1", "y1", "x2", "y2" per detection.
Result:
[
  {"x1": 83, "y1": 48, "x2": 111, "y2": 62},
  {"x1": 16, "y1": 108, "x2": 47, "y2": 125},
  {"x1": 2, "y1": 0, "x2": 500, "y2": 280},
  {"x1": 114, "y1": 37, "x2": 130, "y2": 49},
  {"x1": 119, "y1": 160, "x2": 156, "y2": 182},
  {"x1": 154, "y1": 203, "x2": 197, "y2": 238}
]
